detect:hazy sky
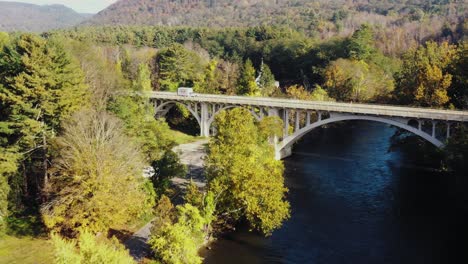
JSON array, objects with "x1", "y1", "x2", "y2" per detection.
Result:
[{"x1": 7, "y1": 0, "x2": 118, "y2": 13}]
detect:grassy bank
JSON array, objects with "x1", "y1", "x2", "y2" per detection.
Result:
[
  {"x1": 171, "y1": 130, "x2": 201, "y2": 145},
  {"x1": 0, "y1": 236, "x2": 54, "y2": 264}
]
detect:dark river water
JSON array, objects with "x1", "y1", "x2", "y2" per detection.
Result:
[{"x1": 203, "y1": 121, "x2": 468, "y2": 264}]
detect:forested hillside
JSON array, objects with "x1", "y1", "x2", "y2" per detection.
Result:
[
  {"x1": 86, "y1": 0, "x2": 466, "y2": 51},
  {"x1": 49, "y1": 23, "x2": 467, "y2": 108},
  {"x1": 0, "y1": 2, "x2": 90, "y2": 32}
]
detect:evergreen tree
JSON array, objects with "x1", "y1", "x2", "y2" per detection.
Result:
[
  {"x1": 156, "y1": 43, "x2": 203, "y2": 91},
  {"x1": 0, "y1": 146, "x2": 19, "y2": 234},
  {"x1": 347, "y1": 24, "x2": 376, "y2": 61},
  {"x1": 236, "y1": 59, "x2": 259, "y2": 96},
  {"x1": 258, "y1": 62, "x2": 277, "y2": 96},
  {"x1": 0, "y1": 34, "x2": 87, "y2": 212}
]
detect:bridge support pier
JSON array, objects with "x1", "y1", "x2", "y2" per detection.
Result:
[
  {"x1": 200, "y1": 103, "x2": 210, "y2": 137},
  {"x1": 276, "y1": 146, "x2": 292, "y2": 160}
]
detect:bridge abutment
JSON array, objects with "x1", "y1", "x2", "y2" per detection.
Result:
[
  {"x1": 200, "y1": 103, "x2": 210, "y2": 137},
  {"x1": 276, "y1": 146, "x2": 292, "y2": 160}
]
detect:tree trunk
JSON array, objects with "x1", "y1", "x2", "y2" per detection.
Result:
[{"x1": 43, "y1": 131, "x2": 48, "y2": 189}]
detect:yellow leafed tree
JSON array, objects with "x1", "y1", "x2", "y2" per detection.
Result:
[{"x1": 42, "y1": 110, "x2": 155, "y2": 236}]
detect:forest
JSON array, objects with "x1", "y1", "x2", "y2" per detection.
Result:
[{"x1": 0, "y1": 2, "x2": 467, "y2": 263}]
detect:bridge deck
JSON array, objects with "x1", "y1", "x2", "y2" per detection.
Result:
[{"x1": 148, "y1": 92, "x2": 468, "y2": 122}]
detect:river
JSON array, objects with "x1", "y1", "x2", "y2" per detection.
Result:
[{"x1": 202, "y1": 121, "x2": 467, "y2": 264}]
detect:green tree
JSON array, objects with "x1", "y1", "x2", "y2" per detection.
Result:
[
  {"x1": 184, "y1": 182, "x2": 216, "y2": 232},
  {"x1": 156, "y1": 44, "x2": 204, "y2": 91},
  {"x1": 286, "y1": 85, "x2": 334, "y2": 101},
  {"x1": 151, "y1": 150, "x2": 186, "y2": 196},
  {"x1": 448, "y1": 42, "x2": 468, "y2": 109},
  {"x1": 0, "y1": 34, "x2": 87, "y2": 151},
  {"x1": 258, "y1": 62, "x2": 277, "y2": 96},
  {"x1": 323, "y1": 59, "x2": 394, "y2": 102},
  {"x1": 394, "y1": 41, "x2": 457, "y2": 107},
  {"x1": 0, "y1": 147, "x2": 19, "y2": 234},
  {"x1": 185, "y1": 181, "x2": 204, "y2": 209},
  {"x1": 237, "y1": 59, "x2": 259, "y2": 96},
  {"x1": 0, "y1": 34, "x2": 88, "y2": 214},
  {"x1": 347, "y1": 24, "x2": 376, "y2": 61},
  {"x1": 133, "y1": 63, "x2": 152, "y2": 92},
  {"x1": 149, "y1": 203, "x2": 205, "y2": 264},
  {"x1": 0, "y1": 32, "x2": 9, "y2": 48},
  {"x1": 194, "y1": 59, "x2": 221, "y2": 94},
  {"x1": 205, "y1": 108, "x2": 290, "y2": 235},
  {"x1": 41, "y1": 110, "x2": 155, "y2": 235},
  {"x1": 108, "y1": 94, "x2": 174, "y2": 162},
  {"x1": 108, "y1": 94, "x2": 185, "y2": 196},
  {"x1": 150, "y1": 195, "x2": 176, "y2": 235},
  {"x1": 310, "y1": 85, "x2": 334, "y2": 101},
  {"x1": 52, "y1": 229, "x2": 135, "y2": 264}
]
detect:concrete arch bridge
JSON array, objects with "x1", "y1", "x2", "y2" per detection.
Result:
[{"x1": 150, "y1": 92, "x2": 468, "y2": 160}]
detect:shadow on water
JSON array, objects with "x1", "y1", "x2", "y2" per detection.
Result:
[{"x1": 203, "y1": 121, "x2": 468, "y2": 264}]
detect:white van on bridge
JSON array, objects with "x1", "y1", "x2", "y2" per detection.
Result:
[{"x1": 177, "y1": 87, "x2": 194, "y2": 97}]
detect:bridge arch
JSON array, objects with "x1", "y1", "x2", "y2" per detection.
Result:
[
  {"x1": 206, "y1": 105, "x2": 263, "y2": 128},
  {"x1": 153, "y1": 100, "x2": 202, "y2": 130},
  {"x1": 154, "y1": 101, "x2": 266, "y2": 137},
  {"x1": 277, "y1": 114, "x2": 444, "y2": 159}
]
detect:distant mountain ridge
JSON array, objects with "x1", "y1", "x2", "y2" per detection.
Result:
[
  {"x1": 84, "y1": 0, "x2": 466, "y2": 30},
  {"x1": 84, "y1": 0, "x2": 344, "y2": 27},
  {"x1": 0, "y1": 1, "x2": 91, "y2": 32}
]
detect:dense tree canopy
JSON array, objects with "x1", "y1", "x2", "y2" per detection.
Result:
[
  {"x1": 149, "y1": 203, "x2": 206, "y2": 264},
  {"x1": 205, "y1": 108, "x2": 290, "y2": 235},
  {"x1": 0, "y1": 34, "x2": 88, "y2": 233},
  {"x1": 323, "y1": 59, "x2": 394, "y2": 102},
  {"x1": 448, "y1": 43, "x2": 468, "y2": 109},
  {"x1": 52, "y1": 229, "x2": 135, "y2": 264},
  {"x1": 41, "y1": 110, "x2": 155, "y2": 235},
  {"x1": 347, "y1": 24, "x2": 376, "y2": 61},
  {"x1": 0, "y1": 34, "x2": 88, "y2": 141},
  {"x1": 394, "y1": 41, "x2": 458, "y2": 107},
  {"x1": 156, "y1": 43, "x2": 204, "y2": 91}
]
